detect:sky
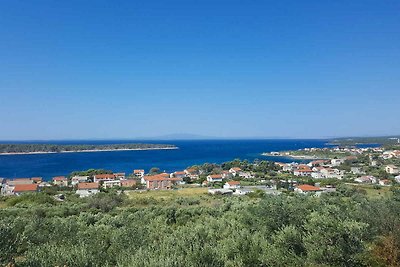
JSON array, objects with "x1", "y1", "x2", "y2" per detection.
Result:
[{"x1": 0, "y1": 0, "x2": 399, "y2": 140}]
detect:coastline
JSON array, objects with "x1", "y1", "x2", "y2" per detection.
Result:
[
  {"x1": 0, "y1": 147, "x2": 178, "y2": 156},
  {"x1": 261, "y1": 153, "x2": 323, "y2": 160}
]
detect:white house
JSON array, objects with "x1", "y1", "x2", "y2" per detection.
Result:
[
  {"x1": 103, "y1": 180, "x2": 122, "y2": 189},
  {"x1": 229, "y1": 167, "x2": 242, "y2": 176},
  {"x1": 76, "y1": 182, "x2": 99, "y2": 198},
  {"x1": 354, "y1": 175, "x2": 377, "y2": 184},
  {"x1": 206, "y1": 174, "x2": 223, "y2": 183},
  {"x1": 133, "y1": 169, "x2": 145, "y2": 178},
  {"x1": 331, "y1": 158, "x2": 344, "y2": 166},
  {"x1": 71, "y1": 176, "x2": 89, "y2": 186},
  {"x1": 223, "y1": 181, "x2": 241, "y2": 189},
  {"x1": 385, "y1": 165, "x2": 399, "y2": 174}
]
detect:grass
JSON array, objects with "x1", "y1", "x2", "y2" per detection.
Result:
[
  {"x1": 125, "y1": 187, "x2": 220, "y2": 207},
  {"x1": 348, "y1": 184, "x2": 393, "y2": 199},
  {"x1": 127, "y1": 187, "x2": 208, "y2": 200}
]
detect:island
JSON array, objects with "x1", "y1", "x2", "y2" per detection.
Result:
[{"x1": 0, "y1": 143, "x2": 178, "y2": 155}]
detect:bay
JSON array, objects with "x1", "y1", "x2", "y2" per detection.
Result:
[{"x1": 0, "y1": 139, "x2": 330, "y2": 180}]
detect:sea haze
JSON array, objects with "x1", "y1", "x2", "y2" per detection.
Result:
[{"x1": 0, "y1": 139, "x2": 330, "y2": 180}]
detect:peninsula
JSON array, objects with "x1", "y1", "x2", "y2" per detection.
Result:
[{"x1": 0, "y1": 143, "x2": 178, "y2": 155}]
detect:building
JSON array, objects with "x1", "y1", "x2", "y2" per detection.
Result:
[
  {"x1": 379, "y1": 179, "x2": 391, "y2": 186},
  {"x1": 171, "y1": 171, "x2": 186, "y2": 179},
  {"x1": 208, "y1": 188, "x2": 233, "y2": 195},
  {"x1": 238, "y1": 171, "x2": 254, "y2": 179},
  {"x1": 120, "y1": 179, "x2": 137, "y2": 188},
  {"x1": 93, "y1": 174, "x2": 115, "y2": 183},
  {"x1": 331, "y1": 158, "x2": 344, "y2": 166},
  {"x1": 294, "y1": 184, "x2": 323, "y2": 195},
  {"x1": 142, "y1": 175, "x2": 182, "y2": 190},
  {"x1": 293, "y1": 165, "x2": 313, "y2": 176},
  {"x1": 133, "y1": 169, "x2": 145, "y2": 178},
  {"x1": 52, "y1": 176, "x2": 68, "y2": 187},
  {"x1": 102, "y1": 180, "x2": 121, "y2": 189},
  {"x1": 385, "y1": 165, "x2": 399, "y2": 174},
  {"x1": 13, "y1": 184, "x2": 39, "y2": 195},
  {"x1": 229, "y1": 167, "x2": 242, "y2": 176},
  {"x1": 114, "y1": 173, "x2": 126, "y2": 179},
  {"x1": 184, "y1": 168, "x2": 199, "y2": 180},
  {"x1": 71, "y1": 176, "x2": 89, "y2": 186},
  {"x1": 223, "y1": 181, "x2": 241, "y2": 189},
  {"x1": 354, "y1": 175, "x2": 377, "y2": 184},
  {"x1": 31, "y1": 177, "x2": 43, "y2": 184},
  {"x1": 206, "y1": 174, "x2": 223, "y2": 183},
  {"x1": 76, "y1": 182, "x2": 99, "y2": 197}
]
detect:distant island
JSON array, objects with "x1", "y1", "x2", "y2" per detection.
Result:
[{"x1": 0, "y1": 143, "x2": 178, "y2": 155}]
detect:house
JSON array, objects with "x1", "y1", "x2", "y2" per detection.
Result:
[
  {"x1": 71, "y1": 176, "x2": 89, "y2": 186},
  {"x1": 293, "y1": 165, "x2": 313, "y2": 176},
  {"x1": 184, "y1": 168, "x2": 199, "y2": 180},
  {"x1": 208, "y1": 188, "x2": 233, "y2": 195},
  {"x1": 206, "y1": 174, "x2": 223, "y2": 183},
  {"x1": 331, "y1": 158, "x2": 344, "y2": 166},
  {"x1": 354, "y1": 175, "x2": 377, "y2": 184},
  {"x1": 13, "y1": 184, "x2": 39, "y2": 195},
  {"x1": 103, "y1": 180, "x2": 121, "y2": 189},
  {"x1": 76, "y1": 182, "x2": 99, "y2": 197},
  {"x1": 7, "y1": 178, "x2": 33, "y2": 186},
  {"x1": 133, "y1": 169, "x2": 145, "y2": 178},
  {"x1": 52, "y1": 176, "x2": 68, "y2": 187},
  {"x1": 31, "y1": 177, "x2": 43, "y2": 184},
  {"x1": 142, "y1": 175, "x2": 182, "y2": 190},
  {"x1": 294, "y1": 184, "x2": 323, "y2": 195},
  {"x1": 238, "y1": 171, "x2": 254, "y2": 179},
  {"x1": 93, "y1": 174, "x2": 115, "y2": 183},
  {"x1": 308, "y1": 160, "x2": 329, "y2": 167},
  {"x1": 223, "y1": 181, "x2": 241, "y2": 189},
  {"x1": 385, "y1": 165, "x2": 399, "y2": 174},
  {"x1": 351, "y1": 167, "x2": 365, "y2": 175},
  {"x1": 114, "y1": 173, "x2": 126, "y2": 179},
  {"x1": 120, "y1": 179, "x2": 137, "y2": 188},
  {"x1": 379, "y1": 179, "x2": 391, "y2": 186},
  {"x1": 171, "y1": 171, "x2": 186, "y2": 179},
  {"x1": 233, "y1": 188, "x2": 253, "y2": 195},
  {"x1": 229, "y1": 167, "x2": 242, "y2": 176},
  {"x1": 221, "y1": 171, "x2": 232, "y2": 179}
]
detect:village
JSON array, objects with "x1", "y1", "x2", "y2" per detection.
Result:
[{"x1": 1, "y1": 145, "x2": 400, "y2": 198}]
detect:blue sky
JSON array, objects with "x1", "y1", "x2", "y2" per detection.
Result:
[{"x1": 0, "y1": 0, "x2": 399, "y2": 140}]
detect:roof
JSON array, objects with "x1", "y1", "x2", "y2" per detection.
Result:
[
  {"x1": 94, "y1": 174, "x2": 115, "y2": 179},
  {"x1": 174, "y1": 171, "x2": 186, "y2": 175},
  {"x1": 296, "y1": 184, "x2": 321, "y2": 192},
  {"x1": 227, "y1": 181, "x2": 240, "y2": 185},
  {"x1": 114, "y1": 172, "x2": 125, "y2": 176},
  {"x1": 77, "y1": 182, "x2": 99, "y2": 190},
  {"x1": 230, "y1": 167, "x2": 242, "y2": 171},
  {"x1": 143, "y1": 175, "x2": 181, "y2": 182},
  {"x1": 14, "y1": 184, "x2": 38, "y2": 192},
  {"x1": 208, "y1": 174, "x2": 222, "y2": 179},
  {"x1": 53, "y1": 176, "x2": 67, "y2": 181},
  {"x1": 134, "y1": 169, "x2": 145, "y2": 173},
  {"x1": 31, "y1": 177, "x2": 42, "y2": 182}
]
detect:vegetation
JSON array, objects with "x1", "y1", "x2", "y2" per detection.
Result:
[
  {"x1": 0, "y1": 143, "x2": 177, "y2": 154},
  {"x1": 1, "y1": 187, "x2": 400, "y2": 266},
  {"x1": 330, "y1": 136, "x2": 400, "y2": 147}
]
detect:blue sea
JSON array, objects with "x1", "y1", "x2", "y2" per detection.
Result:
[{"x1": 0, "y1": 139, "x2": 332, "y2": 180}]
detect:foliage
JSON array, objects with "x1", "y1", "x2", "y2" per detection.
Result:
[{"x1": 1, "y1": 188, "x2": 400, "y2": 266}]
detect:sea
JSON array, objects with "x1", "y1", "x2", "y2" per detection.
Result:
[{"x1": 0, "y1": 139, "x2": 345, "y2": 180}]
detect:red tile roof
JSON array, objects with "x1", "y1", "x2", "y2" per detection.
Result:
[
  {"x1": 77, "y1": 182, "x2": 99, "y2": 190},
  {"x1": 227, "y1": 181, "x2": 240, "y2": 185},
  {"x1": 134, "y1": 169, "x2": 144, "y2": 173},
  {"x1": 94, "y1": 174, "x2": 115, "y2": 179},
  {"x1": 231, "y1": 167, "x2": 242, "y2": 171},
  {"x1": 208, "y1": 174, "x2": 222, "y2": 179},
  {"x1": 53, "y1": 176, "x2": 67, "y2": 181},
  {"x1": 14, "y1": 184, "x2": 38, "y2": 192},
  {"x1": 296, "y1": 184, "x2": 321, "y2": 192}
]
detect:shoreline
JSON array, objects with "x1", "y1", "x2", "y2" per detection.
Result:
[
  {"x1": 0, "y1": 147, "x2": 178, "y2": 156},
  {"x1": 261, "y1": 153, "x2": 323, "y2": 160}
]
